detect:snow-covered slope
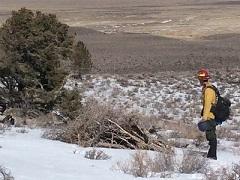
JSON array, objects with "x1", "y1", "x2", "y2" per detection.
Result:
[
  {"x1": 65, "y1": 73, "x2": 240, "y2": 125},
  {"x1": 0, "y1": 128, "x2": 239, "y2": 180},
  {"x1": 1, "y1": 72, "x2": 240, "y2": 179},
  {"x1": 0, "y1": 128, "x2": 133, "y2": 180}
]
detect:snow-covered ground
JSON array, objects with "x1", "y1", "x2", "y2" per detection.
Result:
[
  {"x1": 64, "y1": 73, "x2": 240, "y2": 125},
  {"x1": 1, "y1": 72, "x2": 240, "y2": 179},
  {"x1": 0, "y1": 128, "x2": 239, "y2": 180}
]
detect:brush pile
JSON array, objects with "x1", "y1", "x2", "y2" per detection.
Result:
[{"x1": 43, "y1": 103, "x2": 168, "y2": 151}]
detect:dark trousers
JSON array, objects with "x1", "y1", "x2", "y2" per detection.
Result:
[
  {"x1": 0, "y1": 103, "x2": 6, "y2": 114},
  {"x1": 206, "y1": 125, "x2": 217, "y2": 159}
]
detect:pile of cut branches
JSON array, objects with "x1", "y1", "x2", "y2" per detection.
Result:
[
  {"x1": 95, "y1": 118, "x2": 167, "y2": 151},
  {"x1": 43, "y1": 102, "x2": 169, "y2": 151}
]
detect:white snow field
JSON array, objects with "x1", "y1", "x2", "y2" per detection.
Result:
[
  {"x1": 0, "y1": 128, "x2": 239, "y2": 180},
  {"x1": 1, "y1": 71, "x2": 240, "y2": 179}
]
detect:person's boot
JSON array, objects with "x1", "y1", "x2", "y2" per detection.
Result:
[
  {"x1": 207, "y1": 157, "x2": 217, "y2": 160},
  {"x1": 207, "y1": 140, "x2": 217, "y2": 160}
]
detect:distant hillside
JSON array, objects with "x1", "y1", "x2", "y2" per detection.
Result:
[{"x1": 71, "y1": 27, "x2": 240, "y2": 74}]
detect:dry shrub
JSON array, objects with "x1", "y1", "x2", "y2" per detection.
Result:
[
  {"x1": 42, "y1": 128, "x2": 64, "y2": 141},
  {"x1": 0, "y1": 124, "x2": 11, "y2": 134},
  {"x1": 233, "y1": 142, "x2": 240, "y2": 147},
  {"x1": 0, "y1": 166, "x2": 14, "y2": 180},
  {"x1": 115, "y1": 150, "x2": 175, "y2": 178},
  {"x1": 149, "y1": 150, "x2": 175, "y2": 173},
  {"x1": 84, "y1": 149, "x2": 111, "y2": 160},
  {"x1": 16, "y1": 128, "x2": 28, "y2": 134},
  {"x1": 115, "y1": 151, "x2": 152, "y2": 178},
  {"x1": 168, "y1": 139, "x2": 190, "y2": 148},
  {"x1": 194, "y1": 134, "x2": 206, "y2": 147},
  {"x1": 179, "y1": 151, "x2": 206, "y2": 174},
  {"x1": 181, "y1": 125, "x2": 202, "y2": 140},
  {"x1": 31, "y1": 112, "x2": 63, "y2": 128},
  {"x1": 204, "y1": 166, "x2": 238, "y2": 180},
  {"x1": 204, "y1": 168, "x2": 225, "y2": 180},
  {"x1": 0, "y1": 124, "x2": 6, "y2": 134},
  {"x1": 43, "y1": 101, "x2": 119, "y2": 145},
  {"x1": 160, "y1": 120, "x2": 201, "y2": 140},
  {"x1": 217, "y1": 127, "x2": 240, "y2": 141},
  {"x1": 3, "y1": 108, "x2": 52, "y2": 128},
  {"x1": 204, "y1": 168, "x2": 231, "y2": 180},
  {"x1": 233, "y1": 163, "x2": 240, "y2": 179}
]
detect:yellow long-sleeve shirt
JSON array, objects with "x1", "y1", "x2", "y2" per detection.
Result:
[{"x1": 202, "y1": 83, "x2": 216, "y2": 120}]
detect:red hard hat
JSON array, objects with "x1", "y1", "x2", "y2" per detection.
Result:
[{"x1": 197, "y1": 68, "x2": 210, "y2": 80}]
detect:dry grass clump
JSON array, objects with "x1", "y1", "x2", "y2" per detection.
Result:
[
  {"x1": 0, "y1": 125, "x2": 6, "y2": 134},
  {"x1": 3, "y1": 108, "x2": 54, "y2": 128},
  {"x1": 204, "y1": 164, "x2": 240, "y2": 180},
  {"x1": 179, "y1": 151, "x2": 206, "y2": 174},
  {"x1": 149, "y1": 150, "x2": 175, "y2": 173},
  {"x1": 231, "y1": 119, "x2": 240, "y2": 131},
  {"x1": 168, "y1": 139, "x2": 189, "y2": 148},
  {"x1": 204, "y1": 168, "x2": 233, "y2": 180},
  {"x1": 16, "y1": 128, "x2": 29, "y2": 134},
  {"x1": 0, "y1": 124, "x2": 12, "y2": 134},
  {"x1": 30, "y1": 113, "x2": 55, "y2": 128},
  {"x1": 84, "y1": 149, "x2": 111, "y2": 160},
  {"x1": 217, "y1": 127, "x2": 240, "y2": 141},
  {"x1": 204, "y1": 172, "x2": 218, "y2": 180},
  {"x1": 233, "y1": 163, "x2": 240, "y2": 179},
  {"x1": 159, "y1": 120, "x2": 202, "y2": 140},
  {"x1": 116, "y1": 151, "x2": 152, "y2": 178},
  {"x1": 194, "y1": 134, "x2": 206, "y2": 147},
  {"x1": 0, "y1": 166, "x2": 14, "y2": 180},
  {"x1": 115, "y1": 150, "x2": 175, "y2": 178}
]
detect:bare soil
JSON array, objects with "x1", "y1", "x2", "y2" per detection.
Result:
[
  {"x1": 71, "y1": 27, "x2": 240, "y2": 73},
  {"x1": 1, "y1": 0, "x2": 240, "y2": 73}
]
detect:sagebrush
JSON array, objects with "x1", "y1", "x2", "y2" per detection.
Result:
[
  {"x1": 115, "y1": 150, "x2": 175, "y2": 178},
  {"x1": 84, "y1": 149, "x2": 111, "y2": 160},
  {"x1": 179, "y1": 151, "x2": 206, "y2": 174},
  {"x1": 0, "y1": 166, "x2": 14, "y2": 180}
]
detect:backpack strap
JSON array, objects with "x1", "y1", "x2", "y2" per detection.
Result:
[{"x1": 205, "y1": 85, "x2": 220, "y2": 98}]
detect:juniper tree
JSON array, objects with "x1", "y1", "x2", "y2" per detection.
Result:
[
  {"x1": 0, "y1": 8, "x2": 91, "y2": 112},
  {"x1": 72, "y1": 41, "x2": 92, "y2": 79}
]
